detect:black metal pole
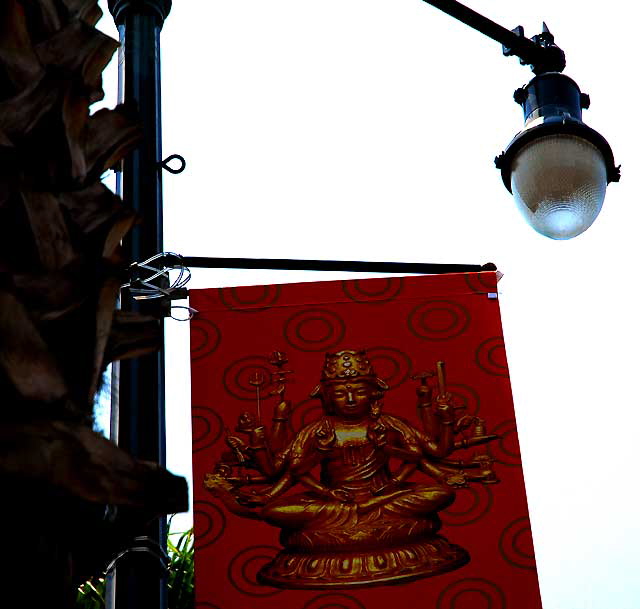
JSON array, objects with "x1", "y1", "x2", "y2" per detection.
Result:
[
  {"x1": 422, "y1": 0, "x2": 531, "y2": 52},
  {"x1": 178, "y1": 256, "x2": 496, "y2": 275},
  {"x1": 107, "y1": 2, "x2": 171, "y2": 609}
]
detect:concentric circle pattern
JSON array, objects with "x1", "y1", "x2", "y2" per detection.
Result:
[
  {"x1": 366, "y1": 346, "x2": 412, "y2": 389},
  {"x1": 302, "y1": 593, "x2": 368, "y2": 609},
  {"x1": 192, "y1": 405, "x2": 224, "y2": 453},
  {"x1": 436, "y1": 577, "x2": 506, "y2": 609},
  {"x1": 342, "y1": 277, "x2": 403, "y2": 303},
  {"x1": 190, "y1": 319, "x2": 222, "y2": 361},
  {"x1": 228, "y1": 545, "x2": 281, "y2": 597},
  {"x1": 441, "y1": 485, "x2": 494, "y2": 527},
  {"x1": 222, "y1": 355, "x2": 273, "y2": 401},
  {"x1": 475, "y1": 337, "x2": 508, "y2": 377},
  {"x1": 464, "y1": 271, "x2": 498, "y2": 294},
  {"x1": 193, "y1": 500, "x2": 226, "y2": 550},
  {"x1": 284, "y1": 309, "x2": 346, "y2": 352},
  {"x1": 499, "y1": 516, "x2": 536, "y2": 569},
  {"x1": 408, "y1": 300, "x2": 470, "y2": 341},
  {"x1": 448, "y1": 383, "x2": 481, "y2": 416},
  {"x1": 218, "y1": 284, "x2": 281, "y2": 312},
  {"x1": 490, "y1": 419, "x2": 521, "y2": 466}
]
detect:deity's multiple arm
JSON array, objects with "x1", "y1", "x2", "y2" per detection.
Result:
[
  {"x1": 269, "y1": 371, "x2": 294, "y2": 453},
  {"x1": 234, "y1": 469, "x2": 295, "y2": 507},
  {"x1": 246, "y1": 425, "x2": 276, "y2": 475},
  {"x1": 414, "y1": 371, "x2": 439, "y2": 439},
  {"x1": 418, "y1": 392, "x2": 456, "y2": 458},
  {"x1": 209, "y1": 411, "x2": 296, "y2": 508},
  {"x1": 227, "y1": 411, "x2": 326, "y2": 505},
  {"x1": 217, "y1": 353, "x2": 296, "y2": 484},
  {"x1": 207, "y1": 353, "x2": 501, "y2": 513},
  {"x1": 412, "y1": 364, "x2": 500, "y2": 487}
]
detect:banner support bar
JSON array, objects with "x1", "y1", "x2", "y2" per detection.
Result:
[{"x1": 175, "y1": 256, "x2": 496, "y2": 275}]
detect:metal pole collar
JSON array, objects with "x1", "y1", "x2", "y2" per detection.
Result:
[{"x1": 108, "y1": 0, "x2": 172, "y2": 26}]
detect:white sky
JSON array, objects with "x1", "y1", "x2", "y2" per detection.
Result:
[{"x1": 96, "y1": 1, "x2": 640, "y2": 607}]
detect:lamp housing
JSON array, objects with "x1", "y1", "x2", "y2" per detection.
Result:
[{"x1": 495, "y1": 72, "x2": 619, "y2": 239}]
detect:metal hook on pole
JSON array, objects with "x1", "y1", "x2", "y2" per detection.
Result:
[{"x1": 159, "y1": 154, "x2": 186, "y2": 174}]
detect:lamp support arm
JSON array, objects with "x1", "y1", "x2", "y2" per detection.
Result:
[{"x1": 421, "y1": 0, "x2": 566, "y2": 73}]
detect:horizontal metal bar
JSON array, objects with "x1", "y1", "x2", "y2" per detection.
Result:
[
  {"x1": 179, "y1": 256, "x2": 496, "y2": 275},
  {"x1": 422, "y1": 0, "x2": 539, "y2": 64}
]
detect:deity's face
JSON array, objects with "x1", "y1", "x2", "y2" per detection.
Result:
[{"x1": 325, "y1": 381, "x2": 374, "y2": 421}]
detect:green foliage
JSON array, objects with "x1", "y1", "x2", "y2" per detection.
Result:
[
  {"x1": 76, "y1": 529, "x2": 194, "y2": 609},
  {"x1": 76, "y1": 577, "x2": 106, "y2": 609},
  {"x1": 167, "y1": 529, "x2": 195, "y2": 609}
]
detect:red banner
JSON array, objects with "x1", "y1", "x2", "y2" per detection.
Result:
[{"x1": 190, "y1": 272, "x2": 541, "y2": 609}]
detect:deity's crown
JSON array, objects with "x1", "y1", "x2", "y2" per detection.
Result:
[{"x1": 320, "y1": 349, "x2": 376, "y2": 382}]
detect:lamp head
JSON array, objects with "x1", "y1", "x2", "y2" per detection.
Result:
[{"x1": 495, "y1": 72, "x2": 619, "y2": 239}]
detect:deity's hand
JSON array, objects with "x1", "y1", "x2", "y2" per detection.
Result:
[
  {"x1": 367, "y1": 421, "x2": 388, "y2": 447},
  {"x1": 205, "y1": 473, "x2": 235, "y2": 495},
  {"x1": 249, "y1": 425, "x2": 267, "y2": 448},
  {"x1": 226, "y1": 434, "x2": 246, "y2": 450},
  {"x1": 416, "y1": 384, "x2": 433, "y2": 401},
  {"x1": 435, "y1": 392, "x2": 455, "y2": 424},
  {"x1": 273, "y1": 399, "x2": 291, "y2": 420},
  {"x1": 325, "y1": 488, "x2": 354, "y2": 503},
  {"x1": 444, "y1": 472, "x2": 468, "y2": 488},
  {"x1": 235, "y1": 489, "x2": 273, "y2": 507},
  {"x1": 315, "y1": 419, "x2": 336, "y2": 450},
  {"x1": 226, "y1": 435, "x2": 250, "y2": 463},
  {"x1": 436, "y1": 391, "x2": 452, "y2": 405},
  {"x1": 372, "y1": 478, "x2": 401, "y2": 496}
]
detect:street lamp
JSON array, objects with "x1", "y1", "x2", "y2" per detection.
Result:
[
  {"x1": 495, "y1": 29, "x2": 620, "y2": 240},
  {"x1": 425, "y1": 1, "x2": 620, "y2": 239},
  {"x1": 103, "y1": 3, "x2": 619, "y2": 608}
]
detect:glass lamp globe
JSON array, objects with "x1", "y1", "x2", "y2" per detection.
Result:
[{"x1": 510, "y1": 134, "x2": 608, "y2": 240}]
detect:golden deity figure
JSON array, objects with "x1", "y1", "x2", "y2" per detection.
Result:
[{"x1": 205, "y1": 349, "x2": 499, "y2": 589}]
